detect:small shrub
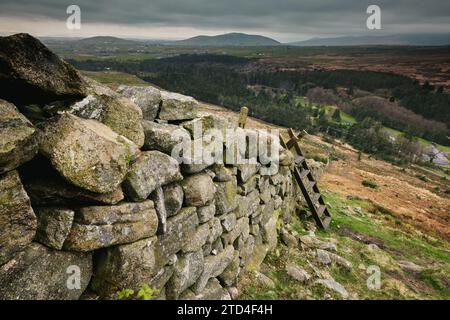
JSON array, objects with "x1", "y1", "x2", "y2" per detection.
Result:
[
  {"x1": 362, "y1": 179, "x2": 378, "y2": 189},
  {"x1": 117, "y1": 284, "x2": 159, "y2": 300}
]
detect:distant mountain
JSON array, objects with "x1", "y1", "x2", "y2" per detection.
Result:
[
  {"x1": 76, "y1": 36, "x2": 139, "y2": 46},
  {"x1": 289, "y1": 34, "x2": 450, "y2": 46},
  {"x1": 175, "y1": 33, "x2": 280, "y2": 46}
]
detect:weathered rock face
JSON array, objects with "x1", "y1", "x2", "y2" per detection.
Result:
[
  {"x1": 180, "y1": 278, "x2": 231, "y2": 300},
  {"x1": 192, "y1": 245, "x2": 235, "y2": 293},
  {"x1": 142, "y1": 120, "x2": 190, "y2": 154},
  {"x1": 91, "y1": 236, "x2": 158, "y2": 297},
  {"x1": 0, "y1": 33, "x2": 86, "y2": 106},
  {"x1": 123, "y1": 151, "x2": 183, "y2": 201},
  {"x1": 0, "y1": 170, "x2": 36, "y2": 265},
  {"x1": 117, "y1": 85, "x2": 161, "y2": 121},
  {"x1": 63, "y1": 200, "x2": 158, "y2": 251},
  {"x1": 162, "y1": 183, "x2": 184, "y2": 217},
  {"x1": 34, "y1": 207, "x2": 75, "y2": 250},
  {"x1": 38, "y1": 113, "x2": 139, "y2": 194},
  {"x1": 153, "y1": 207, "x2": 199, "y2": 269},
  {"x1": 159, "y1": 91, "x2": 199, "y2": 121},
  {"x1": 181, "y1": 173, "x2": 216, "y2": 207},
  {"x1": 24, "y1": 175, "x2": 124, "y2": 206},
  {"x1": 166, "y1": 250, "x2": 204, "y2": 299},
  {"x1": 0, "y1": 243, "x2": 92, "y2": 300},
  {"x1": 70, "y1": 94, "x2": 145, "y2": 147},
  {"x1": 0, "y1": 99, "x2": 38, "y2": 174},
  {"x1": 215, "y1": 180, "x2": 238, "y2": 215}
]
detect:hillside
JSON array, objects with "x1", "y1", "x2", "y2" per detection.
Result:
[
  {"x1": 76, "y1": 36, "x2": 139, "y2": 46},
  {"x1": 290, "y1": 33, "x2": 450, "y2": 46},
  {"x1": 175, "y1": 32, "x2": 281, "y2": 46}
]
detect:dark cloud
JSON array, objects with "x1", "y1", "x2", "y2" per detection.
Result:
[{"x1": 0, "y1": 0, "x2": 449, "y2": 40}]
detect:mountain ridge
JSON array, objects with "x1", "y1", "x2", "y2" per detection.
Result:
[
  {"x1": 289, "y1": 33, "x2": 450, "y2": 46},
  {"x1": 175, "y1": 32, "x2": 281, "y2": 46}
]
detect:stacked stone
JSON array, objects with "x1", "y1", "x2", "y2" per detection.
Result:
[{"x1": 0, "y1": 33, "x2": 298, "y2": 300}]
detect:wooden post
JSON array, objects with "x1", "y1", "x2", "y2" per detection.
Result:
[{"x1": 238, "y1": 106, "x2": 248, "y2": 128}]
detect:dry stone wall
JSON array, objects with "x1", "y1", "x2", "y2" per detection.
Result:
[{"x1": 0, "y1": 33, "x2": 303, "y2": 300}]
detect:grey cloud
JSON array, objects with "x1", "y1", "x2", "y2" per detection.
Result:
[{"x1": 0, "y1": 0, "x2": 449, "y2": 39}]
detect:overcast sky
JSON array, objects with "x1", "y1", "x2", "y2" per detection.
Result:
[{"x1": 0, "y1": 0, "x2": 449, "y2": 42}]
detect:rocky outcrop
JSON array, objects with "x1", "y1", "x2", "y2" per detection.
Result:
[
  {"x1": 117, "y1": 85, "x2": 161, "y2": 121},
  {"x1": 69, "y1": 94, "x2": 145, "y2": 147},
  {"x1": 0, "y1": 170, "x2": 37, "y2": 265},
  {"x1": 0, "y1": 243, "x2": 92, "y2": 300},
  {"x1": 0, "y1": 99, "x2": 38, "y2": 174},
  {"x1": 34, "y1": 207, "x2": 75, "y2": 250},
  {"x1": 0, "y1": 33, "x2": 86, "y2": 106},
  {"x1": 159, "y1": 91, "x2": 199, "y2": 121},
  {"x1": 38, "y1": 113, "x2": 139, "y2": 193},
  {"x1": 123, "y1": 151, "x2": 182, "y2": 201},
  {"x1": 64, "y1": 201, "x2": 158, "y2": 251}
]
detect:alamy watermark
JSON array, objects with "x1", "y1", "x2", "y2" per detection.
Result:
[
  {"x1": 367, "y1": 5, "x2": 382, "y2": 30},
  {"x1": 66, "y1": 265, "x2": 81, "y2": 290},
  {"x1": 66, "y1": 5, "x2": 81, "y2": 30},
  {"x1": 170, "y1": 122, "x2": 280, "y2": 176}
]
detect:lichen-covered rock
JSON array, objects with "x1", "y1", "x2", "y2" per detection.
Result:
[
  {"x1": 210, "y1": 164, "x2": 234, "y2": 182},
  {"x1": 159, "y1": 91, "x2": 198, "y2": 121},
  {"x1": 240, "y1": 235, "x2": 255, "y2": 266},
  {"x1": 24, "y1": 175, "x2": 124, "y2": 206},
  {"x1": 237, "y1": 164, "x2": 260, "y2": 183},
  {"x1": 166, "y1": 250, "x2": 204, "y2": 299},
  {"x1": 261, "y1": 215, "x2": 278, "y2": 250},
  {"x1": 207, "y1": 217, "x2": 223, "y2": 244},
  {"x1": 182, "y1": 173, "x2": 216, "y2": 207},
  {"x1": 91, "y1": 236, "x2": 158, "y2": 297},
  {"x1": 220, "y1": 212, "x2": 237, "y2": 232},
  {"x1": 180, "y1": 278, "x2": 231, "y2": 300},
  {"x1": 64, "y1": 200, "x2": 158, "y2": 251},
  {"x1": 142, "y1": 121, "x2": 190, "y2": 154},
  {"x1": 244, "y1": 243, "x2": 269, "y2": 272},
  {"x1": 150, "y1": 186, "x2": 168, "y2": 234},
  {"x1": 214, "y1": 180, "x2": 238, "y2": 215},
  {"x1": 34, "y1": 207, "x2": 74, "y2": 250},
  {"x1": 222, "y1": 217, "x2": 249, "y2": 246},
  {"x1": 0, "y1": 99, "x2": 38, "y2": 174},
  {"x1": 197, "y1": 201, "x2": 216, "y2": 223},
  {"x1": 239, "y1": 174, "x2": 259, "y2": 195},
  {"x1": 153, "y1": 207, "x2": 199, "y2": 269},
  {"x1": 0, "y1": 33, "x2": 86, "y2": 106},
  {"x1": 162, "y1": 183, "x2": 184, "y2": 217},
  {"x1": 182, "y1": 223, "x2": 210, "y2": 253},
  {"x1": 315, "y1": 279, "x2": 349, "y2": 299},
  {"x1": 286, "y1": 264, "x2": 311, "y2": 283},
  {"x1": 235, "y1": 195, "x2": 250, "y2": 218},
  {"x1": 38, "y1": 113, "x2": 139, "y2": 194},
  {"x1": 69, "y1": 94, "x2": 144, "y2": 147},
  {"x1": 123, "y1": 151, "x2": 182, "y2": 201},
  {"x1": 117, "y1": 85, "x2": 161, "y2": 121},
  {"x1": 280, "y1": 228, "x2": 298, "y2": 248},
  {"x1": 0, "y1": 243, "x2": 92, "y2": 300},
  {"x1": 299, "y1": 235, "x2": 337, "y2": 252},
  {"x1": 218, "y1": 249, "x2": 240, "y2": 287},
  {"x1": 180, "y1": 115, "x2": 222, "y2": 138},
  {"x1": 192, "y1": 245, "x2": 234, "y2": 293},
  {"x1": 0, "y1": 170, "x2": 36, "y2": 265}
]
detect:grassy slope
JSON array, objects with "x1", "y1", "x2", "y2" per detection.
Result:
[{"x1": 239, "y1": 189, "x2": 450, "y2": 300}]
